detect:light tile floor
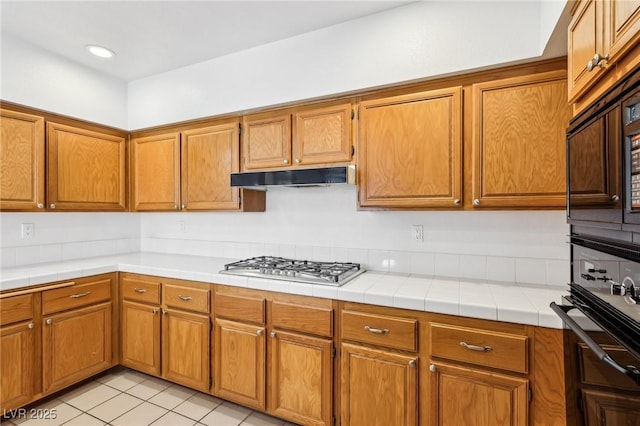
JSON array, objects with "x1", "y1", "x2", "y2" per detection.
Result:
[{"x1": 1, "y1": 368, "x2": 298, "y2": 426}]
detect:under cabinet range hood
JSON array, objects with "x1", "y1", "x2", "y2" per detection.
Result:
[{"x1": 230, "y1": 165, "x2": 356, "y2": 189}]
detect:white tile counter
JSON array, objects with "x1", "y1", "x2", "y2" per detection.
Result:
[{"x1": 0, "y1": 252, "x2": 572, "y2": 329}]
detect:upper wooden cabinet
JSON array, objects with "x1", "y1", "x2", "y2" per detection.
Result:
[
  {"x1": 0, "y1": 109, "x2": 45, "y2": 211},
  {"x1": 357, "y1": 87, "x2": 463, "y2": 209},
  {"x1": 131, "y1": 120, "x2": 263, "y2": 212},
  {"x1": 568, "y1": 0, "x2": 640, "y2": 105},
  {"x1": 241, "y1": 102, "x2": 354, "y2": 171},
  {"x1": 47, "y1": 122, "x2": 126, "y2": 211},
  {"x1": 471, "y1": 71, "x2": 572, "y2": 208}
]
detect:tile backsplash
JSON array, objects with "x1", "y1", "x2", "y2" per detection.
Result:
[{"x1": 0, "y1": 186, "x2": 570, "y2": 286}]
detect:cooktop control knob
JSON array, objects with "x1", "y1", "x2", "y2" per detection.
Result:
[{"x1": 611, "y1": 282, "x2": 625, "y2": 296}]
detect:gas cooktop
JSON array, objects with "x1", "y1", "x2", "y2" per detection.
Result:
[{"x1": 220, "y1": 256, "x2": 364, "y2": 286}]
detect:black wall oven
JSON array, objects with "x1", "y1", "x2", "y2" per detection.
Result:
[{"x1": 556, "y1": 64, "x2": 640, "y2": 392}]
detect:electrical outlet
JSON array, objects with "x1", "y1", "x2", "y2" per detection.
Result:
[
  {"x1": 411, "y1": 225, "x2": 423, "y2": 243},
  {"x1": 21, "y1": 223, "x2": 34, "y2": 239},
  {"x1": 178, "y1": 221, "x2": 186, "y2": 233}
]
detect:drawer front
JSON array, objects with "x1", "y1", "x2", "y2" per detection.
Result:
[
  {"x1": 43, "y1": 279, "x2": 111, "y2": 315},
  {"x1": 341, "y1": 310, "x2": 417, "y2": 352},
  {"x1": 164, "y1": 284, "x2": 210, "y2": 314},
  {"x1": 271, "y1": 301, "x2": 333, "y2": 337},
  {"x1": 430, "y1": 323, "x2": 528, "y2": 374},
  {"x1": 121, "y1": 277, "x2": 161, "y2": 304},
  {"x1": 0, "y1": 293, "x2": 34, "y2": 326},
  {"x1": 578, "y1": 343, "x2": 640, "y2": 391},
  {"x1": 214, "y1": 293, "x2": 265, "y2": 324}
]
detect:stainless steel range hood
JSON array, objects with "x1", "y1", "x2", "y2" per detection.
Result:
[{"x1": 230, "y1": 165, "x2": 356, "y2": 189}]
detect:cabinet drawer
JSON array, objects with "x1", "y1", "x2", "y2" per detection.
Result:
[
  {"x1": 164, "y1": 284, "x2": 209, "y2": 314},
  {"x1": 430, "y1": 323, "x2": 528, "y2": 374},
  {"x1": 121, "y1": 277, "x2": 161, "y2": 304},
  {"x1": 214, "y1": 293, "x2": 265, "y2": 324},
  {"x1": 43, "y1": 279, "x2": 111, "y2": 315},
  {"x1": 271, "y1": 301, "x2": 333, "y2": 337},
  {"x1": 578, "y1": 343, "x2": 640, "y2": 391},
  {"x1": 0, "y1": 293, "x2": 33, "y2": 326},
  {"x1": 341, "y1": 310, "x2": 417, "y2": 352}
]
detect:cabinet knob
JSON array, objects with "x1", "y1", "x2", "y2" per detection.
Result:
[
  {"x1": 174, "y1": 204, "x2": 178, "y2": 210},
  {"x1": 587, "y1": 53, "x2": 610, "y2": 71},
  {"x1": 270, "y1": 331, "x2": 277, "y2": 338},
  {"x1": 473, "y1": 199, "x2": 480, "y2": 206},
  {"x1": 408, "y1": 359, "x2": 416, "y2": 367},
  {"x1": 611, "y1": 194, "x2": 620, "y2": 202},
  {"x1": 429, "y1": 364, "x2": 437, "y2": 373},
  {"x1": 283, "y1": 159, "x2": 289, "y2": 164},
  {"x1": 45, "y1": 318, "x2": 52, "y2": 325},
  {"x1": 28, "y1": 322, "x2": 34, "y2": 329},
  {"x1": 37, "y1": 203, "x2": 44, "y2": 209},
  {"x1": 181, "y1": 204, "x2": 185, "y2": 209},
  {"x1": 454, "y1": 199, "x2": 461, "y2": 205},
  {"x1": 50, "y1": 203, "x2": 56, "y2": 209},
  {"x1": 162, "y1": 309, "x2": 168, "y2": 316},
  {"x1": 257, "y1": 329, "x2": 263, "y2": 336},
  {"x1": 152, "y1": 308, "x2": 158, "y2": 315},
  {"x1": 295, "y1": 158, "x2": 300, "y2": 164}
]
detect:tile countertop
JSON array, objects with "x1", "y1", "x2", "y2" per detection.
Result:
[{"x1": 0, "y1": 252, "x2": 574, "y2": 330}]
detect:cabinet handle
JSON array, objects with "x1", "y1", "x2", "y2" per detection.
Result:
[
  {"x1": 181, "y1": 204, "x2": 185, "y2": 209},
  {"x1": 408, "y1": 359, "x2": 416, "y2": 367},
  {"x1": 174, "y1": 204, "x2": 178, "y2": 210},
  {"x1": 162, "y1": 309, "x2": 168, "y2": 315},
  {"x1": 429, "y1": 364, "x2": 437, "y2": 373},
  {"x1": 364, "y1": 325, "x2": 389, "y2": 334},
  {"x1": 178, "y1": 295, "x2": 192, "y2": 301},
  {"x1": 283, "y1": 159, "x2": 289, "y2": 164},
  {"x1": 611, "y1": 194, "x2": 620, "y2": 202},
  {"x1": 270, "y1": 331, "x2": 277, "y2": 338},
  {"x1": 45, "y1": 318, "x2": 52, "y2": 325},
  {"x1": 295, "y1": 158, "x2": 300, "y2": 164},
  {"x1": 257, "y1": 329, "x2": 263, "y2": 336},
  {"x1": 460, "y1": 341, "x2": 492, "y2": 352},
  {"x1": 587, "y1": 53, "x2": 610, "y2": 71},
  {"x1": 49, "y1": 203, "x2": 56, "y2": 209},
  {"x1": 473, "y1": 199, "x2": 480, "y2": 206},
  {"x1": 37, "y1": 203, "x2": 44, "y2": 209},
  {"x1": 28, "y1": 322, "x2": 34, "y2": 329},
  {"x1": 69, "y1": 291, "x2": 91, "y2": 299},
  {"x1": 152, "y1": 308, "x2": 158, "y2": 315},
  {"x1": 133, "y1": 288, "x2": 146, "y2": 294},
  {"x1": 454, "y1": 199, "x2": 461, "y2": 205}
]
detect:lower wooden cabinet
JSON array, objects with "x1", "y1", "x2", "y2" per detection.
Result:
[
  {"x1": 341, "y1": 343, "x2": 418, "y2": 426},
  {"x1": 581, "y1": 389, "x2": 640, "y2": 426},
  {"x1": 0, "y1": 321, "x2": 36, "y2": 410},
  {"x1": 121, "y1": 300, "x2": 161, "y2": 375},
  {"x1": 428, "y1": 362, "x2": 529, "y2": 426}
]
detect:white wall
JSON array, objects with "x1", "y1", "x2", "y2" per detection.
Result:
[
  {"x1": 0, "y1": 34, "x2": 128, "y2": 129},
  {"x1": 128, "y1": 0, "x2": 558, "y2": 129}
]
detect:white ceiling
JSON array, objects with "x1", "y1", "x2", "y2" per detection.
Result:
[{"x1": 0, "y1": 0, "x2": 415, "y2": 82}]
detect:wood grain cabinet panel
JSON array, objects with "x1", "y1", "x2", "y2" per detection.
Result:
[
  {"x1": 582, "y1": 389, "x2": 640, "y2": 426},
  {"x1": 471, "y1": 71, "x2": 572, "y2": 208},
  {"x1": 0, "y1": 109, "x2": 45, "y2": 211},
  {"x1": 358, "y1": 87, "x2": 463, "y2": 208},
  {"x1": 121, "y1": 300, "x2": 161, "y2": 376},
  {"x1": 0, "y1": 320, "x2": 35, "y2": 411},
  {"x1": 429, "y1": 362, "x2": 528, "y2": 426},
  {"x1": 242, "y1": 112, "x2": 292, "y2": 170},
  {"x1": 46, "y1": 122, "x2": 126, "y2": 211}
]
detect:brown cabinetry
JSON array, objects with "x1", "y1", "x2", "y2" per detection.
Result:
[
  {"x1": 358, "y1": 87, "x2": 463, "y2": 209},
  {"x1": 471, "y1": 71, "x2": 572, "y2": 208},
  {"x1": 120, "y1": 274, "x2": 211, "y2": 392},
  {"x1": 0, "y1": 109, "x2": 45, "y2": 211},
  {"x1": 340, "y1": 307, "x2": 418, "y2": 426},
  {"x1": 241, "y1": 102, "x2": 354, "y2": 170},
  {"x1": 568, "y1": 0, "x2": 640, "y2": 108}
]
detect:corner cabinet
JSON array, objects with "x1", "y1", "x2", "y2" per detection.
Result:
[
  {"x1": 0, "y1": 109, "x2": 45, "y2": 211},
  {"x1": 357, "y1": 87, "x2": 463, "y2": 209},
  {"x1": 46, "y1": 122, "x2": 126, "y2": 211},
  {"x1": 471, "y1": 71, "x2": 572, "y2": 208}
]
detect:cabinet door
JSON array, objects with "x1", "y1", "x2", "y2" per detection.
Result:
[
  {"x1": 268, "y1": 330, "x2": 333, "y2": 426},
  {"x1": 0, "y1": 109, "x2": 45, "y2": 211},
  {"x1": 46, "y1": 122, "x2": 126, "y2": 211},
  {"x1": 472, "y1": 71, "x2": 572, "y2": 208},
  {"x1": 131, "y1": 132, "x2": 181, "y2": 211},
  {"x1": 293, "y1": 103, "x2": 353, "y2": 166},
  {"x1": 181, "y1": 122, "x2": 240, "y2": 211},
  {"x1": 608, "y1": 0, "x2": 640, "y2": 61},
  {"x1": 121, "y1": 301, "x2": 161, "y2": 376},
  {"x1": 214, "y1": 318, "x2": 266, "y2": 410},
  {"x1": 358, "y1": 87, "x2": 462, "y2": 208},
  {"x1": 582, "y1": 389, "x2": 640, "y2": 426},
  {"x1": 241, "y1": 112, "x2": 291, "y2": 170},
  {"x1": 568, "y1": 0, "x2": 606, "y2": 102},
  {"x1": 341, "y1": 343, "x2": 417, "y2": 426},
  {"x1": 0, "y1": 321, "x2": 35, "y2": 411},
  {"x1": 162, "y1": 309, "x2": 210, "y2": 392},
  {"x1": 429, "y1": 362, "x2": 528, "y2": 426},
  {"x1": 42, "y1": 302, "x2": 112, "y2": 393}
]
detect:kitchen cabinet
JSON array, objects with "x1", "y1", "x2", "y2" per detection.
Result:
[
  {"x1": 120, "y1": 274, "x2": 211, "y2": 392},
  {"x1": 0, "y1": 109, "x2": 45, "y2": 211},
  {"x1": 213, "y1": 286, "x2": 335, "y2": 426},
  {"x1": 568, "y1": 0, "x2": 640, "y2": 108},
  {"x1": 340, "y1": 307, "x2": 418, "y2": 426},
  {"x1": 581, "y1": 390, "x2": 640, "y2": 426},
  {"x1": 471, "y1": 70, "x2": 572, "y2": 208},
  {"x1": 46, "y1": 122, "x2": 126, "y2": 211},
  {"x1": 131, "y1": 120, "x2": 264, "y2": 212},
  {"x1": 0, "y1": 294, "x2": 36, "y2": 411},
  {"x1": 357, "y1": 87, "x2": 463, "y2": 209},
  {"x1": 241, "y1": 101, "x2": 354, "y2": 170},
  {"x1": 41, "y1": 275, "x2": 115, "y2": 394}
]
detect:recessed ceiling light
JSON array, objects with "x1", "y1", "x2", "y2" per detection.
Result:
[{"x1": 86, "y1": 44, "x2": 116, "y2": 58}]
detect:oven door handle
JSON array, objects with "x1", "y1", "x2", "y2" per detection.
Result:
[{"x1": 550, "y1": 301, "x2": 640, "y2": 384}]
